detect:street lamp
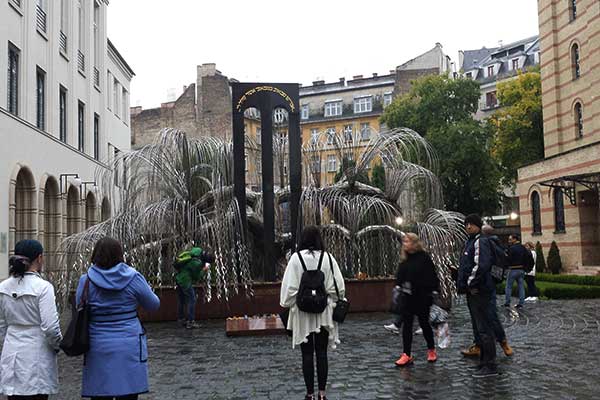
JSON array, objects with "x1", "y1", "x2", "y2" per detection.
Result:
[
  {"x1": 510, "y1": 212, "x2": 519, "y2": 221},
  {"x1": 395, "y1": 216, "x2": 404, "y2": 226},
  {"x1": 59, "y1": 174, "x2": 81, "y2": 196}
]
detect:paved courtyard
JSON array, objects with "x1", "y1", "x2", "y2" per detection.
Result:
[{"x1": 52, "y1": 298, "x2": 600, "y2": 399}]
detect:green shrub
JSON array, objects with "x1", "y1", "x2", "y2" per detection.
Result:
[
  {"x1": 547, "y1": 241, "x2": 562, "y2": 275},
  {"x1": 499, "y1": 280, "x2": 600, "y2": 299},
  {"x1": 536, "y1": 273, "x2": 600, "y2": 286},
  {"x1": 535, "y1": 241, "x2": 546, "y2": 273}
]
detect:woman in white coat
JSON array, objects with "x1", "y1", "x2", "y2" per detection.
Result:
[
  {"x1": 0, "y1": 240, "x2": 62, "y2": 400},
  {"x1": 280, "y1": 226, "x2": 346, "y2": 400}
]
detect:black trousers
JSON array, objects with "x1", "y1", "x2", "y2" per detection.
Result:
[
  {"x1": 300, "y1": 329, "x2": 329, "y2": 394},
  {"x1": 8, "y1": 396, "x2": 49, "y2": 400},
  {"x1": 90, "y1": 395, "x2": 138, "y2": 400},
  {"x1": 525, "y1": 275, "x2": 539, "y2": 297},
  {"x1": 401, "y1": 306, "x2": 435, "y2": 356},
  {"x1": 467, "y1": 292, "x2": 497, "y2": 368}
]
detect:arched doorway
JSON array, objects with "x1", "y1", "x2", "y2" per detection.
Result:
[
  {"x1": 85, "y1": 192, "x2": 98, "y2": 229},
  {"x1": 12, "y1": 167, "x2": 37, "y2": 249},
  {"x1": 101, "y1": 197, "x2": 111, "y2": 222},
  {"x1": 66, "y1": 186, "x2": 81, "y2": 236},
  {"x1": 42, "y1": 177, "x2": 61, "y2": 271}
]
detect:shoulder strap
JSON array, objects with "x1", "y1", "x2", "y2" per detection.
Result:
[
  {"x1": 316, "y1": 250, "x2": 325, "y2": 271},
  {"x1": 80, "y1": 277, "x2": 90, "y2": 306},
  {"x1": 297, "y1": 251, "x2": 308, "y2": 272},
  {"x1": 328, "y1": 253, "x2": 341, "y2": 299}
]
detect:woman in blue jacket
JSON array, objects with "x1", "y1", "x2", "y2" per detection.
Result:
[{"x1": 76, "y1": 237, "x2": 160, "y2": 400}]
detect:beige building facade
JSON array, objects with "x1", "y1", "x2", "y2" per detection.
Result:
[{"x1": 517, "y1": 0, "x2": 600, "y2": 272}]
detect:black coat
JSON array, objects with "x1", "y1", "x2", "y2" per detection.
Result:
[{"x1": 396, "y1": 251, "x2": 440, "y2": 313}]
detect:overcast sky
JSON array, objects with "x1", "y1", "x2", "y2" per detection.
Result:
[{"x1": 107, "y1": 0, "x2": 539, "y2": 109}]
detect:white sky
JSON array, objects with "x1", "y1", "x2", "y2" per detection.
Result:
[{"x1": 108, "y1": 0, "x2": 539, "y2": 109}]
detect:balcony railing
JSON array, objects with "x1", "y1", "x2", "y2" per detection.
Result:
[
  {"x1": 36, "y1": 6, "x2": 47, "y2": 33},
  {"x1": 59, "y1": 31, "x2": 67, "y2": 54},
  {"x1": 77, "y1": 50, "x2": 85, "y2": 73},
  {"x1": 94, "y1": 67, "x2": 100, "y2": 87}
]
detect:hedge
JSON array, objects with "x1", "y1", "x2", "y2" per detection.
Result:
[
  {"x1": 536, "y1": 273, "x2": 600, "y2": 287},
  {"x1": 498, "y1": 280, "x2": 600, "y2": 299}
]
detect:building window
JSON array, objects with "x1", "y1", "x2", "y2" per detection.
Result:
[
  {"x1": 486, "y1": 91, "x2": 498, "y2": 108},
  {"x1": 324, "y1": 100, "x2": 342, "y2": 117},
  {"x1": 93, "y1": 1, "x2": 100, "y2": 86},
  {"x1": 383, "y1": 93, "x2": 393, "y2": 108},
  {"x1": 354, "y1": 96, "x2": 373, "y2": 114},
  {"x1": 326, "y1": 127, "x2": 336, "y2": 145},
  {"x1": 36, "y1": 68, "x2": 46, "y2": 130},
  {"x1": 360, "y1": 122, "x2": 371, "y2": 141},
  {"x1": 575, "y1": 102, "x2": 584, "y2": 138},
  {"x1": 327, "y1": 155, "x2": 337, "y2": 172},
  {"x1": 7, "y1": 44, "x2": 19, "y2": 116},
  {"x1": 554, "y1": 188, "x2": 565, "y2": 233},
  {"x1": 78, "y1": 101, "x2": 85, "y2": 152},
  {"x1": 569, "y1": 0, "x2": 577, "y2": 21},
  {"x1": 113, "y1": 147, "x2": 121, "y2": 187},
  {"x1": 531, "y1": 191, "x2": 542, "y2": 234},
  {"x1": 512, "y1": 59, "x2": 519, "y2": 70},
  {"x1": 571, "y1": 43, "x2": 581, "y2": 80},
  {"x1": 343, "y1": 124, "x2": 353, "y2": 142},
  {"x1": 107, "y1": 72, "x2": 112, "y2": 110},
  {"x1": 256, "y1": 127, "x2": 261, "y2": 145},
  {"x1": 311, "y1": 155, "x2": 321, "y2": 173},
  {"x1": 487, "y1": 65, "x2": 494, "y2": 77},
  {"x1": 93, "y1": 113, "x2": 99, "y2": 160},
  {"x1": 245, "y1": 155, "x2": 248, "y2": 172},
  {"x1": 273, "y1": 108, "x2": 287, "y2": 124},
  {"x1": 36, "y1": 0, "x2": 47, "y2": 33},
  {"x1": 113, "y1": 79, "x2": 120, "y2": 118},
  {"x1": 60, "y1": 0, "x2": 68, "y2": 53},
  {"x1": 77, "y1": 0, "x2": 85, "y2": 72},
  {"x1": 301, "y1": 104, "x2": 309, "y2": 120},
  {"x1": 59, "y1": 86, "x2": 67, "y2": 142},
  {"x1": 465, "y1": 72, "x2": 473, "y2": 79},
  {"x1": 310, "y1": 128, "x2": 319, "y2": 145},
  {"x1": 122, "y1": 89, "x2": 129, "y2": 124}
]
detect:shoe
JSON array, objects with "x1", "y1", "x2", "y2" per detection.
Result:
[
  {"x1": 427, "y1": 349, "x2": 437, "y2": 362},
  {"x1": 414, "y1": 328, "x2": 423, "y2": 335},
  {"x1": 472, "y1": 366, "x2": 499, "y2": 378},
  {"x1": 516, "y1": 304, "x2": 524, "y2": 309},
  {"x1": 304, "y1": 395, "x2": 315, "y2": 400},
  {"x1": 395, "y1": 353, "x2": 414, "y2": 367},
  {"x1": 524, "y1": 297, "x2": 533, "y2": 302},
  {"x1": 529, "y1": 297, "x2": 538, "y2": 302},
  {"x1": 185, "y1": 321, "x2": 200, "y2": 329},
  {"x1": 500, "y1": 339, "x2": 513, "y2": 356},
  {"x1": 384, "y1": 323, "x2": 400, "y2": 334},
  {"x1": 461, "y1": 344, "x2": 480, "y2": 357},
  {"x1": 317, "y1": 395, "x2": 327, "y2": 400}
]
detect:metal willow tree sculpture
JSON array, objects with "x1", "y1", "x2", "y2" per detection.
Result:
[{"x1": 56, "y1": 126, "x2": 466, "y2": 305}]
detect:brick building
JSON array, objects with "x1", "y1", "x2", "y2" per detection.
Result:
[{"x1": 517, "y1": 0, "x2": 600, "y2": 273}]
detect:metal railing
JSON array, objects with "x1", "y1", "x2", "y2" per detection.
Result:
[
  {"x1": 59, "y1": 31, "x2": 67, "y2": 53},
  {"x1": 77, "y1": 50, "x2": 85, "y2": 73},
  {"x1": 93, "y1": 67, "x2": 100, "y2": 87},
  {"x1": 36, "y1": 6, "x2": 47, "y2": 33}
]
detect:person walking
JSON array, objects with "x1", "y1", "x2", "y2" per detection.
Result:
[
  {"x1": 458, "y1": 215, "x2": 499, "y2": 378},
  {"x1": 394, "y1": 233, "x2": 440, "y2": 367},
  {"x1": 174, "y1": 247, "x2": 214, "y2": 329},
  {"x1": 504, "y1": 235, "x2": 531, "y2": 308},
  {"x1": 461, "y1": 225, "x2": 513, "y2": 358},
  {"x1": 524, "y1": 242, "x2": 540, "y2": 302},
  {"x1": 280, "y1": 226, "x2": 346, "y2": 400},
  {"x1": 0, "y1": 240, "x2": 62, "y2": 400},
  {"x1": 76, "y1": 237, "x2": 160, "y2": 400}
]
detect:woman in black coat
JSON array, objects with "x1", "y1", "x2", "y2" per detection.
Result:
[{"x1": 394, "y1": 233, "x2": 440, "y2": 366}]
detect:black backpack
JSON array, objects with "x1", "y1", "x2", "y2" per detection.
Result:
[
  {"x1": 296, "y1": 251, "x2": 328, "y2": 314},
  {"x1": 489, "y1": 238, "x2": 509, "y2": 284}
]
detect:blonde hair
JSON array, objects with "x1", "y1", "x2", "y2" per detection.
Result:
[
  {"x1": 525, "y1": 242, "x2": 535, "y2": 250},
  {"x1": 400, "y1": 232, "x2": 425, "y2": 262}
]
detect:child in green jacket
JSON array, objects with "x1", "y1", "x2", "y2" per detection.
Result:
[{"x1": 175, "y1": 247, "x2": 214, "y2": 329}]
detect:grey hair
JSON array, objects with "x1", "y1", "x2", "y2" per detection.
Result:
[{"x1": 482, "y1": 224, "x2": 494, "y2": 235}]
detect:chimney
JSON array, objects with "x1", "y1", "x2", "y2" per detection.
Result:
[
  {"x1": 339, "y1": 77, "x2": 345, "y2": 84},
  {"x1": 183, "y1": 85, "x2": 188, "y2": 92},
  {"x1": 435, "y1": 42, "x2": 443, "y2": 48},
  {"x1": 352, "y1": 75, "x2": 363, "y2": 80},
  {"x1": 390, "y1": 70, "x2": 395, "y2": 75},
  {"x1": 199, "y1": 63, "x2": 217, "y2": 77},
  {"x1": 372, "y1": 73, "x2": 378, "y2": 77},
  {"x1": 312, "y1": 80, "x2": 325, "y2": 86}
]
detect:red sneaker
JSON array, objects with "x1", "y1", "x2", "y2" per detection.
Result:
[
  {"x1": 395, "y1": 353, "x2": 414, "y2": 366},
  {"x1": 427, "y1": 349, "x2": 437, "y2": 362}
]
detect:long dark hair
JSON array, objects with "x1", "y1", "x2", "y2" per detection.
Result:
[
  {"x1": 298, "y1": 225, "x2": 325, "y2": 253},
  {"x1": 91, "y1": 237, "x2": 124, "y2": 269},
  {"x1": 10, "y1": 240, "x2": 44, "y2": 278}
]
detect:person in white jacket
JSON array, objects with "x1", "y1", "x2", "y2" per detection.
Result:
[
  {"x1": 0, "y1": 240, "x2": 62, "y2": 400},
  {"x1": 524, "y1": 242, "x2": 540, "y2": 302},
  {"x1": 280, "y1": 226, "x2": 346, "y2": 400}
]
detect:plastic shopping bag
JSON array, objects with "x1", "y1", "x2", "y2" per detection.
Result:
[{"x1": 435, "y1": 322, "x2": 451, "y2": 349}]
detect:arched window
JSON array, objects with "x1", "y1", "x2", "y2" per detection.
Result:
[
  {"x1": 85, "y1": 192, "x2": 97, "y2": 229},
  {"x1": 569, "y1": 0, "x2": 577, "y2": 21},
  {"x1": 14, "y1": 168, "x2": 37, "y2": 244},
  {"x1": 66, "y1": 186, "x2": 80, "y2": 236},
  {"x1": 43, "y1": 177, "x2": 61, "y2": 271},
  {"x1": 575, "y1": 102, "x2": 584, "y2": 138},
  {"x1": 531, "y1": 191, "x2": 542, "y2": 234},
  {"x1": 571, "y1": 43, "x2": 581, "y2": 79},
  {"x1": 101, "y1": 197, "x2": 111, "y2": 222},
  {"x1": 554, "y1": 188, "x2": 566, "y2": 232}
]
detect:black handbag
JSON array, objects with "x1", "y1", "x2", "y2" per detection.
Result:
[
  {"x1": 60, "y1": 278, "x2": 91, "y2": 356},
  {"x1": 279, "y1": 308, "x2": 293, "y2": 337},
  {"x1": 390, "y1": 285, "x2": 407, "y2": 315},
  {"x1": 328, "y1": 253, "x2": 349, "y2": 323}
]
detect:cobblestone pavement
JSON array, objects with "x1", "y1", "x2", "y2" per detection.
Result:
[{"x1": 50, "y1": 298, "x2": 600, "y2": 400}]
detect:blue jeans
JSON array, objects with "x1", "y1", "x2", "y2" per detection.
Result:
[
  {"x1": 505, "y1": 269, "x2": 525, "y2": 306},
  {"x1": 176, "y1": 285, "x2": 196, "y2": 321}
]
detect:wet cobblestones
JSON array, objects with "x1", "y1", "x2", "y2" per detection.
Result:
[{"x1": 51, "y1": 298, "x2": 600, "y2": 399}]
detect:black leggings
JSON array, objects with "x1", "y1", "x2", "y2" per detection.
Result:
[
  {"x1": 91, "y1": 396, "x2": 138, "y2": 400},
  {"x1": 300, "y1": 329, "x2": 329, "y2": 394},
  {"x1": 525, "y1": 275, "x2": 539, "y2": 297},
  {"x1": 8, "y1": 396, "x2": 49, "y2": 400},
  {"x1": 402, "y1": 307, "x2": 435, "y2": 356}
]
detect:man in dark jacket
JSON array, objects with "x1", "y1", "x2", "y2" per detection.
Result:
[
  {"x1": 458, "y1": 214, "x2": 498, "y2": 378},
  {"x1": 505, "y1": 234, "x2": 529, "y2": 308}
]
